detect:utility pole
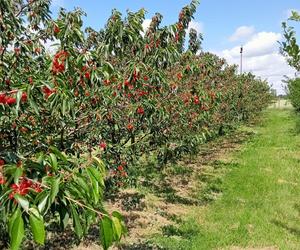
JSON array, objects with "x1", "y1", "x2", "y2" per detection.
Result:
[{"x1": 240, "y1": 46, "x2": 243, "y2": 74}]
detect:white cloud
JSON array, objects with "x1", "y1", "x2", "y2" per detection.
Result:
[
  {"x1": 216, "y1": 31, "x2": 296, "y2": 95},
  {"x1": 229, "y1": 26, "x2": 255, "y2": 42},
  {"x1": 187, "y1": 20, "x2": 203, "y2": 34},
  {"x1": 223, "y1": 32, "x2": 281, "y2": 59},
  {"x1": 142, "y1": 19, "x2": 151, "y2": 33}
]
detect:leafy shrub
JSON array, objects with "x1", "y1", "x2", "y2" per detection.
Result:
[
  {"x1": 286, "y1": 78, "x2": 300, "y2": 111},
  {"x1": 281, "y1": 11, "x2": 300, "y2": 72},
  {"x1": 281, "y1": 10, "x2": 300, "y2": 109}
]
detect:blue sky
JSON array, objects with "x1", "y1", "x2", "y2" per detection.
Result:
[{"x1": 51, "y1": 0, "x2": 300, "y2": 94}]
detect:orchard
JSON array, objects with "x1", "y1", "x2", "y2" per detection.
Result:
[{"x1": 0, "y1": 0, "x2": 272, "y2": 249}]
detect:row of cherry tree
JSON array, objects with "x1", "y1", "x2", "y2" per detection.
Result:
[
  {"x1": 281, "y1": 11, "x2": 300, "y2": 109},
  {"x1": 0, "y1": 0, "x2": 272, "y2": 249}
]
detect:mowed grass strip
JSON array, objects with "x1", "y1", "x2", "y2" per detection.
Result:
[{"x1": 154, "y1": 108, "x2": 300, "y2": 250}]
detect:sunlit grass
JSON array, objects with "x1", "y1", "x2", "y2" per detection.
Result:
[{"x1": 153, "y1": 108, "x2": 300, "y2": 250}]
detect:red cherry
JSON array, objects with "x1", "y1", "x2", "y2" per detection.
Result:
[
  {"x1": 0, "y1": 159, "x2": 5, "y2": 166},
  {"x1": 35, "y1": 47, "x2": 41, "y2": 54},
  {"x1": 84, "y1": 72, "x2": 91, "y2": 79},
  {"x1": 0, "y1": 176, "x2": 6, "y2": 185},
  {"x1": 34, "y1": 186, "x2": 42, "y2": 193},
  {"x1": 175, "y1": 33, "x2": 180, "y2": 42},
  {"x1": 124, "y1": 79, "x2": 130, "y2": 86},
  {"x1": 9, "y1": 192, "x2": 15, "y2": 200},
  {"x1": 117, "y1": 165, "x2": 124, "y2": 171},
  {"x1": 21, "y1": 93, "x2": 27, "y2": 102},
  {"x1": 32, "y1": 183, "x2": 42, "y2": 193},
  {"x1": 0, "y1": 93, "x2": 6, "y2": 104},
  {"x1": 54, "y1": 24, "x2": 60, "y2": 34},
  {"x1": 137, "y1": 106, "x2": 144, "y2": 115},
  {"x1": 177, "y1": 72, "x2": 182, "y2": 80},
  {"x1": 103, "y1": 79, "x2": 110, "y2": 85},
  {"x1": 99, "y1": 142, "x2": 107, "y2": 150},
  {"x1": 14, "y1": 47, "x2": 20, "y2": 55},
  {"x1": 6, "y1": 97, "x2": 16, "y2": 105},
  {"x1": 17, "y1": 160, "x2": 22, "y2": 168},
  {"x1": 121, "y1": 171, "x2": 127, "y2": 177},
  {"x1": 127, "y1": 123, "x2": 134, "y2": 131}
]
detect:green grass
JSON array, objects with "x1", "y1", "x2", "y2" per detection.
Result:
[{"x1": 153, "y1": 108, "x2": 300, "y2": 250}]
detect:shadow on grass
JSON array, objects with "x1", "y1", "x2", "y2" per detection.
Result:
[
  {"x1": 293, "y1": 115, "x2": 300, "y2": 135},
  {"x1": 272, "y1": 203, "x2": 300, "y2": 237},
  {"x1": 118, "y1": 241, "x2": 166, "y2": 250},
  {"x1": 161, "y1": 224, "x2": 199, "y2": 239},
  {"x1": 108, "y1": 191, "x2": 146, "y2": 212},
  {"x1": 142, "y1": 178, "x2": 202, "y2": 205},
  {"x1": 140, "y1": 131, "x2": 254, "y2": 206},
  {"x1": 272, "y1": 220, "x2": 300, "y2": 237},
  {"x1": 140, "y1": 161, "x2": 238, "y2": 206}
]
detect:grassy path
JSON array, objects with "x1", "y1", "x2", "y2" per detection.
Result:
[{"x1": 155, "y1": 108, "x2": 300, "y2": 250}]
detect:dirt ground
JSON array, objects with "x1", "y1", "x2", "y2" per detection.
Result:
[{"x1": 72, "y1": 127, "x2": 256, "y2": 250}]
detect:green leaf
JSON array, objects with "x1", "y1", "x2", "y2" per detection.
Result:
[
  {"x1": 111, "y1": 211, "x2": 126, "y2": 233},
  {"x1": 49, "y1": 153, "x2": 58, "y2": 171},
  {"x1": 71, "y1": 207, "x2": 83, "y2": 238},
  {"x1": 8, "y1": 208, "x2": 21, "y2": 237},
  {"x1": 14, "y1": 194, "x2": 29, "y2": 213},
  {"x1": 59, "y1": 207, "x2": 70, "y2": 230},
  {"x1": 29, "y1": 211, "x2": 45, "y2": 245},
  {"x1": 10, "y1": 210, "x2": 24, "y2": 250},
  {"x1": 99, "y1": 216, "x2": 114, "y2": 250},
  {"x1": 74, "y1": 175, "x2": 90, "y2": 196},
  {"x1": 112, "y1": 216, "x2": 122, "y2": 241},
  {"x1": 92, "y1": 157, "x2": 106, "y2": 175},
  {"x1": 87, "y1": 169, "x2": 100, "y2": 204},
  {"x1": 62, "y1": 98, "x2": 67, "y2": 116},
  {"x1": 49, "y1": 177, "x2": 60, "y2": 204},
  {"x1": 13, "y1": 168, "x2": 23, "y2": 183},
  {"x1": 38, "y1": 194, "x2": 49, "y2": 214},
  {"x1": 50, "y1": 146, "x2": 67, "y2": 162},
  {"x1": 75, "y1": 28, "x2": 84, "y2": 42},
  {"x1": 29, "y1": 98, "x2": 39, "y2": 115},
  {"x1": 87, "y1": 166, "x2": 104, "y2": 186},
  {"x1": 111, "y1": 211, "x2": 123, "y2": 221}
]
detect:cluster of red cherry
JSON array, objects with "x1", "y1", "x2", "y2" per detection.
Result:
[{"x1": 9, "y1": 178, "x2": 42, "y2": 200}]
